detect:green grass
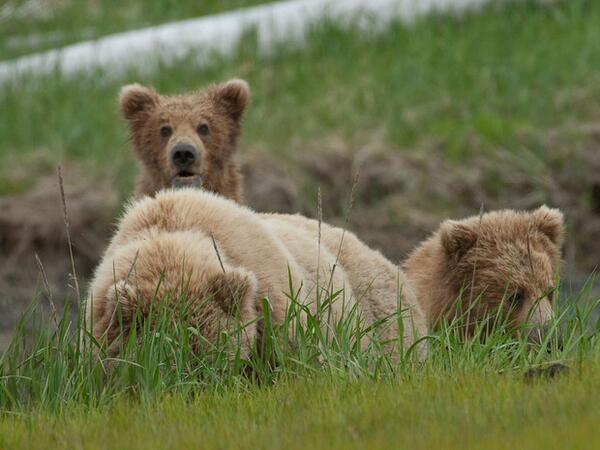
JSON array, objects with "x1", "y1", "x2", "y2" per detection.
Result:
[
  {"x1": 0, "y1": 176, "x2": 32, "y2": 195},
  {"x1": 2, "y1": 1, "x2": 600, "y2": 448},
  {"x1": 0, "y1": 0, "x2": 271, "y2": 60},
  {"x1": 2, "y1": 372, "x2": 600, "y2": 450},
  {"x1": 0, "y1": 278, "x2": 598, "y2": 449},
  {"x1": 2, "y1": 0, "x2": 600, "y2": 196}
]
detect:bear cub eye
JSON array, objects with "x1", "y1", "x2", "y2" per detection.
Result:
[
  {"x1": 197, "y1": 124, "x2": 210, "y2": 136},
  {"x1": 160, "y1": 125, "x2": 172, "y2": 138}
]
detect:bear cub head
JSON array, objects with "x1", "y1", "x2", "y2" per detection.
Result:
[
  {"x1": 120, "y1": 79, "x2": 250, "y2": 200},
  {"x1": 404, "y1": 206, "x2": 564, "y2": 344}
]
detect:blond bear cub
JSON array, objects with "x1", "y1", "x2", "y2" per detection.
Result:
[
  {"x1": 403, "y1": 206, "x2": 564, "y2": 343},
  {"x1": 87, "y1": 189, "x2": 427, "y2": 359}
]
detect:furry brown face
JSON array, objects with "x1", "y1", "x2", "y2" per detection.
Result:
[
  {"x1": 119, "y1": 79, "x2": 249, "y2": 199},
  {"x1": 438, "y1": 206, "x2": 564, "y2": 342}
]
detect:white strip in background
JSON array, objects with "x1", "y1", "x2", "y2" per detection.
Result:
[{"x1": 0, "y1": 0, "x2": 495, "y2": 84}]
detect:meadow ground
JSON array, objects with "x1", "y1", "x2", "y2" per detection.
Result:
[
  {"x1": 2, "y1": 371, "x2": 600, "y2": 450},
  {"x1": 0, "y1": 282, "x2": 598, "y2": 450},
  {"x1": 2, "y1": 0, "x2": 600, "y2": 189},
  {"x1": 1, "y1": 0, "x2": 600, "y2": 448}
]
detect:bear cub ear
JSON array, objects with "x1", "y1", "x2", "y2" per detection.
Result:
[
  {"x1": 119, "y1": 84, "x2": 159, "y2": 121},
  {"x1": 532, "y1": 205, "x2": 564, "y2": 246},
  {"x1": 439, "y1": 220, "x2": 479, "y2": 262},
  {"x1": 206, "y1": 268, "x2": 257, "y2": 318},
  {"x1": 213, "y1": 79, "x2": 250, "y2": 121}
]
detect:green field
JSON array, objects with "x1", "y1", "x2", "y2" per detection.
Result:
[
  {"x1": 0, "y1": 0, "x2": 271, "y2": 60},
  {"x1": 0, "y1": 284, "x2": 598, "y2": 450},
  {"x1": 2, "y1": 0, "x2": 600, "y2": 448},
  {"x1": 2, "y1": 372, "x2": 600, "y2": 450},
  {"x1": 2, "y1": 0, "x2": 600, "y2": 195}
]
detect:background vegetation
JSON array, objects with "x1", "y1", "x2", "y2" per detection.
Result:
[
  {"x1": 2, "y1": 1, "x2": 600, "y2": 194},
  {"x1": 0, "y1": 1, "x2": 599, "y2": 448}
]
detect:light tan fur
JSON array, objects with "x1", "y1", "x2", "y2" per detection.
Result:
[
  {"x1": 88, "y1": 189, "x2": 427, "y2": 359},
  {"x1": 403, "y1": 206, "x2": 564, "y2": 342},
  {"x1": 263, "y1": 213, "x2": 426, "y2": 352}
]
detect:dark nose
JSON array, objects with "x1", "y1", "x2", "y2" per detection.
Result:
[{"x1": 171, "y1": 144, "x2": 197, "y2": 170}]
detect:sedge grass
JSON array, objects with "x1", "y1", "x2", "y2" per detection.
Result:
[
  {"x1": 0, "y1": 274, "x2": 598, "y2": 448},
  {"x1": 0, "y1": 273, "x2": 598, "y2": 411}
]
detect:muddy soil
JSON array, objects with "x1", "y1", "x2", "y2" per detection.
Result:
[
  {"x1": 1, "y1": 129, "x2": 599, "y2": 349},
  {"x1": 0, "y1": 166, "x2": 118, "y2": 348}
]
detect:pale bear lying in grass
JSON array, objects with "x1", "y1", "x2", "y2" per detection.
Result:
[
  {"x1": 87, "y1": 189, "x2": 427, "y2": 360},
  {"x1": 403, "y1": 206, "x2": 564, "y2": 344},
  {"x1": 115, "y1": 80, "x2": 564, "y2": 348}
]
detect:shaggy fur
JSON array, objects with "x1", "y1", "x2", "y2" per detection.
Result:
[
  {"x1": 87, "y1": 189, "x2": 427, "y2": 359},
  {"x1": 120, "y1": 79, "x2": 249, "y2": 200},
  {"x1": 403, "y1": 206, "x2": 564, "y2": 342}
]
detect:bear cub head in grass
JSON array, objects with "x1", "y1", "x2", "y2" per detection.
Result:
[
  {"x1": 404, "y1": 206, "x2": 564, "y2": 344},
  {"x1": 119, "y1": 79, "x2": 250, "y2": 201}
]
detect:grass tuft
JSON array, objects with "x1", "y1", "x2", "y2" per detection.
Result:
[
  {"x1": 1, "y1": 274, "x2": 598, "y2": 413},
  {"x1": 0, "y1": 272, "x2": 598, "y2": 448}
]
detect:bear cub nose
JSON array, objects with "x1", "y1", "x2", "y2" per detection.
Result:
[{"x1": 171, "y1": 144, "x2": 198, "y2": 170}]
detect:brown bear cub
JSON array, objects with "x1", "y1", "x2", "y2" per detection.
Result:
[
  {"x1": 120, "y1": 79, "x2": 249, "y2": 200},
  {"x1": 403, "y1": 206, "x2": 564, "y2": 343},
  {"x1": 87, "y1": 189, "x2": 427, "y2": 360}
]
